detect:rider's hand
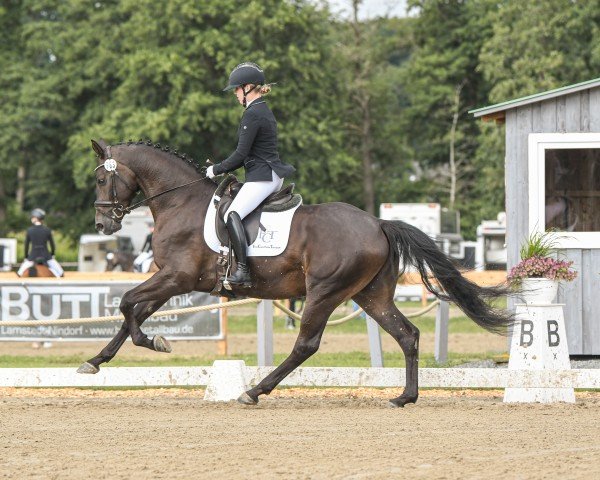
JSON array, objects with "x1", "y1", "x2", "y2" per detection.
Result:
[{"x1": 206, "y1": 165, "x2": 216, "y2": 179}]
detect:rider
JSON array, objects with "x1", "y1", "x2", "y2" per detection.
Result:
[
  {"x1": 133, "y1": 223, "x2": 154, "y2": 273},
  {"x1": 17, "y1": 208, "x2": 64, "y2": 277},
  {"x1": 205, "y1": 62, "x2": 295, "y2": 286}
]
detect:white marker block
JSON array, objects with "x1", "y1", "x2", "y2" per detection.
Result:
[
  {"x1": 504, "y1": 304, "x2": 575, "y2": 403},
  {"x1": 203, "y1": 360, "x2": 249, "y2": 402}
]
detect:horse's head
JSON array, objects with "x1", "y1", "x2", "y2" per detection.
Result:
[{"x1": 92, "y1": 139, "x2": 139, "y2": 235}]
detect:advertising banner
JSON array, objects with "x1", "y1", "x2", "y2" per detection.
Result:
[{"x1": 0, "y1": 282, "x2": 221, "y2": 341}]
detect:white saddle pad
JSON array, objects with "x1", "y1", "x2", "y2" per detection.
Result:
[{"x1": 203, "y1": 195, "x2": 302, "y2": 257}]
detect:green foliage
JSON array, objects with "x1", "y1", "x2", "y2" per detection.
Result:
[
  {"x1": 1, "y1": 0, "x2": 597, "y2": 246},
  {"x1": 479, "y1": 0, "x2": 600, "y2": 102},
  {"x1": 519, "y1": 231, "x2": 559, "y2": 260}
]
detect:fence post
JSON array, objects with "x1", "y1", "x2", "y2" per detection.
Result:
[
  {"x1": 257, "y1": 300, "x2": 274, "y2": 366},
  {"x1": 366, "y1": 315, "x2": 384, "y2": 367},
  {"x1": 435, "y1": 300, "x2": 450, "y2": 363}
]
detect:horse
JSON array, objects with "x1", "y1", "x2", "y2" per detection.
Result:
[
  {"x1": 105, "y1": 250, "x2": 136, "y2": 272},
  {"x1": 80, "y1": 138, "x2": 514, "y2": 407},
  {"x1": 20, "y1": 259, "x2": 55, "y2": 278}
]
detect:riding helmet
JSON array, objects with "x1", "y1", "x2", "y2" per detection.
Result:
[
  {"x1": 30, "y1": 208, "x2": 46, "y2": 220},
  {"x1": 223, "y1": 62, "x2": 266, "y2": 91}
]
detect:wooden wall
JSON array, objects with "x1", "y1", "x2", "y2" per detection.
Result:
[{"x1": 505, "y1": 87, "x2": 600, "y2": 354}]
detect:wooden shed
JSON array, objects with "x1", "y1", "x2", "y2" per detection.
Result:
[{"x1": 471, "y1": 78, "x2": 600, "y2": 356}]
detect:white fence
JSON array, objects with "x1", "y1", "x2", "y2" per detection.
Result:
[{"x1": 2, "y1": 364, "x2": 600, "y2": 389}]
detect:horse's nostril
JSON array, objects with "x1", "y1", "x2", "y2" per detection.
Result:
[{"x1": 96, "y1": 223, "x2": 104, "y2": 233}]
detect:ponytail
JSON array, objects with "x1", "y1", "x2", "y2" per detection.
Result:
[{"x1": 258, "y1": 84, "x2": 272, "y2": 95}]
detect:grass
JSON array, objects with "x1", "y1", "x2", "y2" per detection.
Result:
[
  {"x1": 230, "y1": 302, "x2": 495, "y2": 335},
  {"x1": 0, "y1": 351, "x2": 499, "y2": 369}
]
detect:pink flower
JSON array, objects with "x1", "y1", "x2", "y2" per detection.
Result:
[{"x1": 508, "y1": 255, "x2": 577, "y2": 283}]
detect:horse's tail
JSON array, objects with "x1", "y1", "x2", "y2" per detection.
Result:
[{"x1": 380, "y1": 220, "x2": 513, "y2": 334}]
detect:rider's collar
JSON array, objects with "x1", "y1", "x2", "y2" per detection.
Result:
[{"x1": 245, "y1": 98, "x2": 265, "y2": 109}]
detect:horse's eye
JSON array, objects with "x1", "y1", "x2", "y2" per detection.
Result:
[{"x1": 97, "y1": 178, "x2": 106, "y2": 186}]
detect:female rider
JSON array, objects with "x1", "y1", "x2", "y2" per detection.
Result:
[
  {"x1": 17, "y1": 208, "x2": 64, "y2": 277},
  {"x1": 206, "y1": 62, "x2": 295, "y2": 287}
]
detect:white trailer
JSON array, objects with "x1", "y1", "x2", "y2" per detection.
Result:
[
  {"x1": 475, "y1": 212, "x2": 507, "y2": 271},
  {"x1": 380, "y1": 203, "x2": 441, "y2": 235},
  {"x1": 117, "y1": 207, "x2": 154, "y2": 252},
  {"x1": 78, "y1": 234, "x2": 120, "y2": 272},
  {"x1": 0, "y1": 238, "x2": 17, "y2": 271}
]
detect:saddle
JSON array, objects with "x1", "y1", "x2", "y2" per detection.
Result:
[
  {"x1": 213, "y1": 175, "x2": 301, "y2": 246},
  {"x1": 210, "y1": 175, "x2": 302, "y2": 297}
]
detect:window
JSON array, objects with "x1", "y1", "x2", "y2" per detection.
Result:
[{"x1": 528, "y1": 133, "x2": 600, "y2": 248}]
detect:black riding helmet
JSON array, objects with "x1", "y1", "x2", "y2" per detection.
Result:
[
  {"x1": 31, "y1": 208, "x2": 46, "y2": 220},
  {"x1": 224, "y1": 62, "x2": 273, "y2": 107},
  {"x1": 223, "y1": 62, "x2": 266, "y2": 92}
]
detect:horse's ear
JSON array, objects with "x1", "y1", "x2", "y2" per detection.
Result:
[{"x1": 91, "y1": 139, "x2": 107, "y2": 159}]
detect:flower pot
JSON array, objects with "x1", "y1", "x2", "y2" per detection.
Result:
[{"x1": 520, "y1": 278, "x2": 559, "y2": 305}]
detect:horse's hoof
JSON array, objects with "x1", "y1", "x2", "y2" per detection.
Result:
[
  {"x1": 237, "y1": 392, "x2": 258, "y2": 405},
  {"x1": 76, "y1": 362, "x2": 99, "y2": 374},
  {"x1": 388, "y1": 396, "x2": 417, "y2": 408},
  {"x1": 153, "y1": 335, "x2": 172, "y2": 353}
]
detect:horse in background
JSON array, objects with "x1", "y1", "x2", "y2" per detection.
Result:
[
  {"x1": 20, "y1": 258, "x2": 55, "y2": 277},
  {"x1": 105, "y1": 250, "x2": 136, "y2": 272}
]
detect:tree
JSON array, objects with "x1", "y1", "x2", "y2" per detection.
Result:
[
  {"x1": 479, "y1": 0, "x2": 600, "y2": 102},
  {"x1": 399, "y1": 0, "x2": 499, "y2": 237},
  {"x1": 334, "y1": 3, "x2": 413, "y2": 215},
  {"x1": 1, "y1": 0, "x2": 358, "y2": 238}
]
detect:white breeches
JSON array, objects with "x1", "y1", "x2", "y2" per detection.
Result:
[
  {"x1": 134, "y1": 251, "x2": 154, "y2": 273},
  {"x1": 18, "y1": 258, "x2": 64, "y2": 277},
  {"x1": 225, "y1": 169, "x2": 284, "y2": 221}
]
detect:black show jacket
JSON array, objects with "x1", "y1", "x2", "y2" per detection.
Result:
[
  {"x1": 212, "y1": 99, "x2": 295, "y2": 182},
  {"x1": 25, "y1": 224, "x2": 55, "y2": 261}
]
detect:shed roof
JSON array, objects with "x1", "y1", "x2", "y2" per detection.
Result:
[{"x1": 469, "y1": 77, "x2": 600, "y2": 122}]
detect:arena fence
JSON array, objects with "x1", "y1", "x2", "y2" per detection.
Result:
[
  {"x1": 0, "y1": 293, "x2": 450, "y2": 367},
  {"x1": 1, "y1": 363, "x2": 599, "y2": 389}
]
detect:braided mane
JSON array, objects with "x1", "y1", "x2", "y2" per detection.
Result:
[{"x1": 115, "y1": 139, "x2": 203, "y2": 173}]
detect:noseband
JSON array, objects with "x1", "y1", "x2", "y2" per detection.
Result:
[
  {"x1": 94, "y1": 146, "x2": 139, "y2": 224},
  {"x1": 94, "y1": 145, "x2": 210, "y2": 224}
]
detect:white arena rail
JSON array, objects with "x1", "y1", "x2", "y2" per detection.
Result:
[{"x1": 1, "y1": 364, "x2": 599, "y2": 389}]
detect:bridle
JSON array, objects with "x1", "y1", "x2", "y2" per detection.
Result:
[{"x1": 94, "y1": 145, "x2": 209, "y2": 224}]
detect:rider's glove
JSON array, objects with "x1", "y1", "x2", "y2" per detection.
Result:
[{"x1": 206, "y1": 165, "x2": 216, "y2": 179}]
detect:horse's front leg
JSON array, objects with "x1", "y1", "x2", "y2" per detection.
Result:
[
  {"x1": 77, "y1": 299, "x2": 166, "y2": 374},
  {"x1": 120, "y1": 269, "x2": 197, "y2": 352}
]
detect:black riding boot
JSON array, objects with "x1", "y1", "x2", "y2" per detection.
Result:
[{"x1": 224, "y1": 212, "x2": 252, "y2": 287}]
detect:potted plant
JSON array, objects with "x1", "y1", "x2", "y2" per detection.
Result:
[{"x1": 507, "y1": 231, "x2": 577, "y2": 304}]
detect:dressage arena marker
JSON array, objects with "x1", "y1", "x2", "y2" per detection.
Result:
[
  {"x1": 203, "y1": 360, "x2": 249, "y2": 401},
  {"x1": 504, "y1": 303, "x2": 575, "y2": 403}
]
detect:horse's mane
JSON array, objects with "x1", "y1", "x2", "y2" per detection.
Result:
[{"x1": 114, "y1": 139, "x2": 203, "y2": 174}]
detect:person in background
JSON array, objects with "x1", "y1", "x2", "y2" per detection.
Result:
[
  {"x1": 133, "y1": 223, "x2": 154, "y2": 273},
  {"x1": 17, "y1": 208, "x2": 64, "y2": 277}
]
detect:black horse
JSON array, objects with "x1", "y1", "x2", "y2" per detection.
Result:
[{"x1": 80, "y1": 139, "x2": 513, "y2": 407}]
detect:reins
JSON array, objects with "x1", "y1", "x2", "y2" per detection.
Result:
[
  {"x1": 94, "y1": 145, "x2": 210, "y2": 224},
  {"x1": 126, "y1": 177, "x2": 207, "y2": 212}
]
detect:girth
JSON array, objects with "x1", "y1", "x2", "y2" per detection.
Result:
[{"x1": 213, "y1": 175, "x2": 301, "y2": 246}]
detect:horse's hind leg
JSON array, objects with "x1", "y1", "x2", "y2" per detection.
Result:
[
  {"x1": 77, "y1": 299, "x2": 167, "y2": 374},
  {"x1": 353, "y1": 272, "x2": 420, "y2": 407},
  {"x1": 239, "y1": 291, "x2": 348, "y2": 405}
]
